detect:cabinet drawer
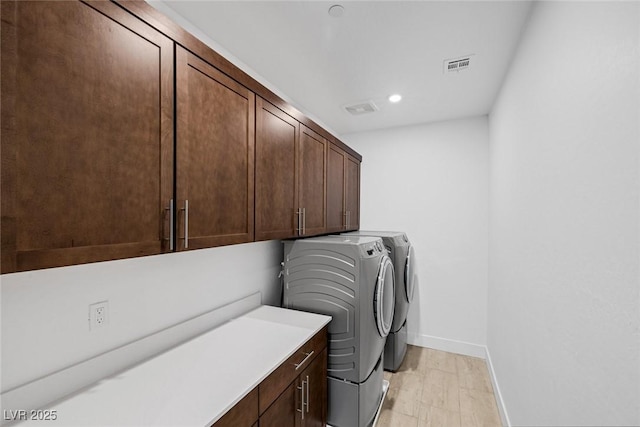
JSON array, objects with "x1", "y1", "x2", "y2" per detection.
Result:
[
  {"x1": 259, "y1": 326, "x2": 327, "y2": 414},
  {"x1": 212, "y1": 387, "x2": 258, "y2": 427}
]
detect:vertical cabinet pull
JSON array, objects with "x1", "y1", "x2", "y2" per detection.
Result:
[
  {"x1": 297, "y1": 379, "x2": 306, "y2": 420},
  {"x1": 296, "y1": 208, "x2": 306, "y2": 236},
  {"x1": 164, "y1": 199, "x2": 174, "y2": 251},
  {"x1": 305, "y1": 374, "x2": 310, "y2": 413},
  {"x1": 180, "y1": 200, "x2": 189, "y2": 249},
  {"x1": 343, "y1": 211, "x2": 348, "y2": 230},
  {"x1": 302, "y1": 207, "x2": 306, "y2": 235}
]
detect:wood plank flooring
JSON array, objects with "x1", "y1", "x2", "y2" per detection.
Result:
[{"x1": 377, "y1": 345, "x2": 502, "y2": 427}]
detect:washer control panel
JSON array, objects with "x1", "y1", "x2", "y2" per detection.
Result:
[{"x1": 364, "y1": 240, "x2": 385, "y2": 257}]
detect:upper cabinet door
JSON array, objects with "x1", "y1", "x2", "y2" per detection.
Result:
[
  {"x1": 255, "y1": 97, "x2": 299, "y2": 241},
  {"x1": 345, "y1": 155, "x2": 361, "y2": 231},
  {"x1": 326, "y1": 145, "x2": 346, "y2": 233},
  {"x1": 298, "y1": 126, "x2": 327, "y2": 237},
  {"x1": 0, "y1": 1, "x2": 174, "y2": 273},
  {"x1": 175, "y1": 47, "x2": 255, "y2": 250}
]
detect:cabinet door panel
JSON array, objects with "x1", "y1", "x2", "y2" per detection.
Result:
[
  {"x1": 301, "y1": 349, "x2": 327, "y2": 427},
  {"x1": 176, "y1": 47, "x2": 254, "y2": 250},
  {"x1": 1, "y1": 0, "x2": 173, "y2": 272},
  {"x1": 255, "y1": 98, "x2": 299, "y2": 241},
  {"x1": 212, "y1": 387, "x2": 258, "y2": 427},
  {"x1": 260, "y1": 382, "x2": 301, "y2": 427},
  {"x1": 345, "y1": 155, "x2": 360, "y2": 231},
  {"x1": 299, "y1": 126, "x2": 327, "y2": 236},
  {"x1": 326, "y1": 145, "x2": 346, "y2": 233}
]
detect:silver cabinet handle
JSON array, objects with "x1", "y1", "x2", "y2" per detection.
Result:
[
  {"x1": 305, "y1": 374, "x2": 310, "y2": 413},
  {"x1": 294, "y1": 350, "x2": 314, "y2": 370},
  {"x1": 343, "y1": 211, "x2": 348, "y2": 230},
  {"x1": 297, "y1": 380, "x2": 305, "y2": 420},
  {"x1": 167, "y1": 199, "x2": 174, "y2": 251},
  {"x1": 169, "y1": 199, "x2": 176, "y2": 250},
  {"x1": 348, "y1": 211, "x2": 351, "y2": 228},
  {"x1": 180, "y1": 200, "x2": 189, "y2": 249},
  {"x1": 302, "y1": 207, "x2": 306, "y2": 235},
  {"x1": 295, "y1": 208, "x2": 301, "y2": 234}
]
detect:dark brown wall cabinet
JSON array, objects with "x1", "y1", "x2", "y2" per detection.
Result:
[
  {"x1": 298, "y1": 126, "x2": 328, "y2": 237},
  {"x1": 326, "y1": 145, "x2": 347, "y2": 233},
  {"x1": 255, "y1": 99, "x2": 330, "y2": 241},
  {"x1": 0, "y1": 1, "x2": 174, "y2": 273},
  {"x1": 327, "y1": 145, "x2": 360, "y2": 233},
  {"x1": 176, "y1": 47, "x2": 255, "y2": 250},
  {"x1": 255, "y1": 97, "x2": 300, "y2": 241},
  {"x1": 0, "y1": 0, "x2": 361, "y2": 274},
  {"x1": 345, "y1": 154, "x2": 361, "y2": 231}
]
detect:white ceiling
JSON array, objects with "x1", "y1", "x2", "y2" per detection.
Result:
[{"x1": 153, "y1": 1, "x2": 533, "y2": 136}]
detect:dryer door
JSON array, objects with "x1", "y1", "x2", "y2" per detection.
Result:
[
  {"x1": 405, "y1": 245, "x2": 416, "y2": 303},
  {"x1": 374, "y1": 255, "x2": 395, "y2": 337}
]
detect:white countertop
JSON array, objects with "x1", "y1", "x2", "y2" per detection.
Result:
[{"x1": 16, "y1": 306, "x2": 331, "y2": 427}]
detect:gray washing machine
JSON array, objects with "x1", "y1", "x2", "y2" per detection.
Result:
[
  {"x1": 283, "y1": 235, "x2": 395, "y2": 427},
  {"x1": 343, "y1": 231, "x2": 416, "y2": 372}
]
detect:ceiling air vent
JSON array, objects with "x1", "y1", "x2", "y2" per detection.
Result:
[
  {"x1": 344, "y1": 101, "x2": 378, "y2": 115},
  {"x1": 444, "y1": 55, "x2": 473, "y2": 73}
]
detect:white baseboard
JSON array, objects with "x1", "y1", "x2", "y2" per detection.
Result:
[
  {"x1": 485, "y1": 347, "x2": 511, "y2": 427},
  {"x1": 406, "y1": 333, "x2": 510, "y2": 427},
  {"x1": 407, "y1": 332, "x2": 487, "y2": 358}
]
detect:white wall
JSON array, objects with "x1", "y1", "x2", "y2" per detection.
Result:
[
  {"x1": 488, "y1": 2, "x2": 640, "y2": 426},
  {"x1": 1, "y1": 242, "x2": 283, "y2": 401},
  {"x1": 344, "y1": 117, "x2": 490, "y2": 357}
]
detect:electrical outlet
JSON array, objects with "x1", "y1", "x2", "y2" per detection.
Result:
[{"x1": 89, "y1": 301, "x2": 109, "y2": 330}]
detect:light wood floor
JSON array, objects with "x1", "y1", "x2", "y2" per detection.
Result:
[{"x1": 377, "y1": 345, "x2": 502, "y2": 427}]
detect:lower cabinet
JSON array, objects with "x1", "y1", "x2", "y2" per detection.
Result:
[
  {"x1": 298, "y1": 349, "x2": 327, "y2": 427},
  {"x1": 261, "y1": 349, "x2": 327, "y2": 427},
  {"x1": 210, "y1": 388, "x2": 258, "y2": 427},
  {"x1": 260, "y1": 381, "x2": 297, "y2": 427},
  {"x1": 212, "y1": 327, "x2": 327, "y2": 427}
]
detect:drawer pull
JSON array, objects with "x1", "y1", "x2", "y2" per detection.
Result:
[{"x1": 294, "y1": 350, "x2": 314, "y2": 370}]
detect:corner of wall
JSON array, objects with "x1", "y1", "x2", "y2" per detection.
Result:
[{"x1": 485, "y1": 346, "x2": 511, "y2": 427}]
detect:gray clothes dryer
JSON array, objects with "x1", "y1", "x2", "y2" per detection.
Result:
[
  {"x1": 342, "y1": 231, "x2": 416, "y2": 372},
  {"x1": 282, "y1": 235, "x2": 395, "y2": 427}
]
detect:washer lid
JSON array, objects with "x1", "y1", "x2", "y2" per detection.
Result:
[
  {"x1": 374, "y1": 255, "x2": 395, "y2": 337},
  {"x1": 405, "y1": 245, "x2": 416, "y2": 303}
]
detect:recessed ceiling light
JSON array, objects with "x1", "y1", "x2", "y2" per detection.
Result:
[
  {"x1": 388, "y1": 94, "x2": 402, "y2": 103},
  {"x1": 328, "y1": 5, "x2": 345, "y2": 18}
]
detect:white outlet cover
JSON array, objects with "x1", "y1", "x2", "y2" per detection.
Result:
[{"x1": 89, "y1": 301, "x2": 109, "y2": 330}]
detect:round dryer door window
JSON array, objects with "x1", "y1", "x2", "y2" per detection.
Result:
[
  {"x1": 405, "y1": 245, "x2": 416, "y2": 303},
  {"x1": 374, "y1": 255, "x2": 395, "y2": 337}
]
